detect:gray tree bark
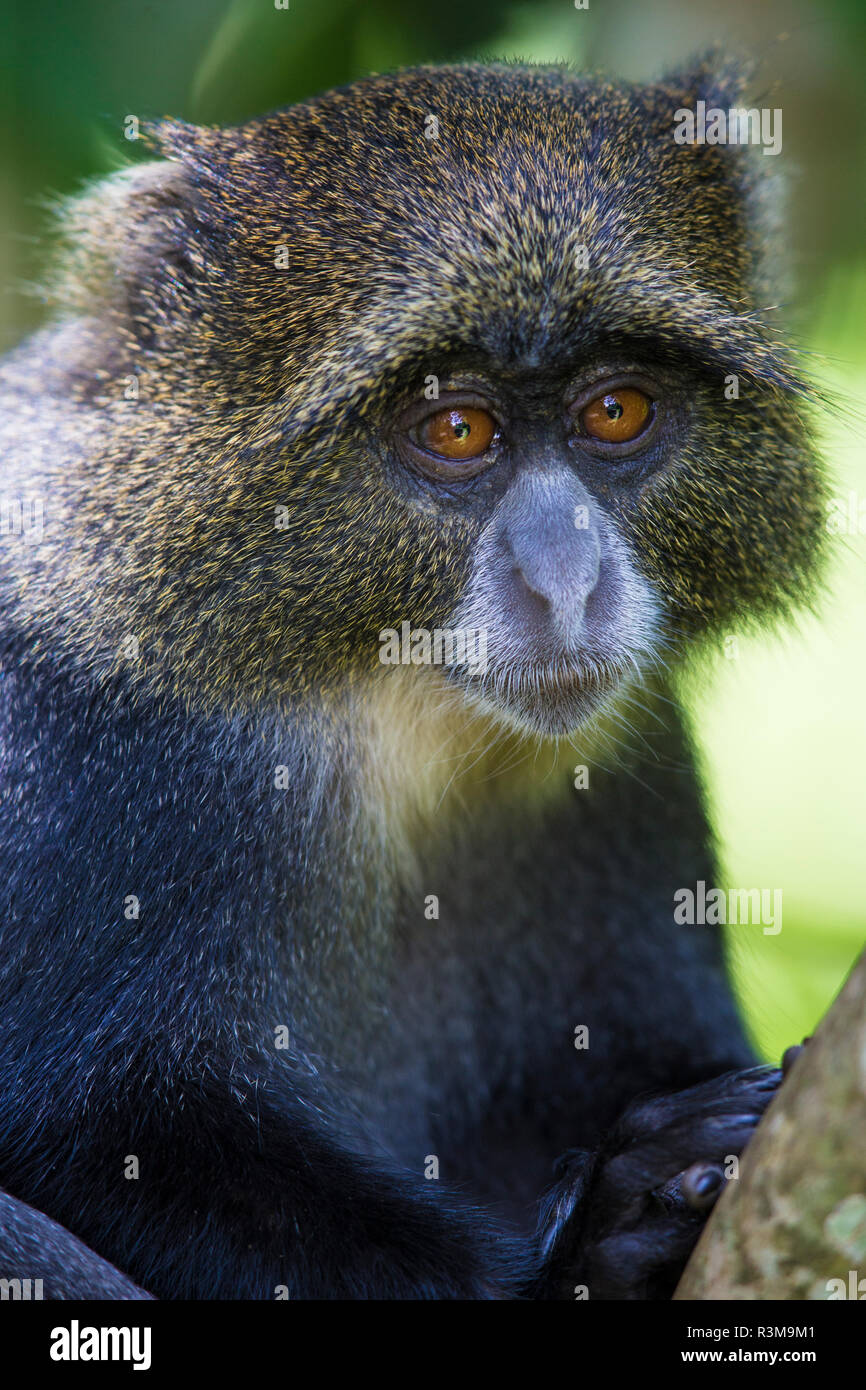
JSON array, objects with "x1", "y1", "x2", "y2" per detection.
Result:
[{"x1": 675, "y1": 946, "x2": 866, "y2": 1300}]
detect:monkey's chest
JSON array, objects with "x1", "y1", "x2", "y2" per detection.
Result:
[{"x1": 298, "y1": 881, "x2": 617, "y2": 1222}]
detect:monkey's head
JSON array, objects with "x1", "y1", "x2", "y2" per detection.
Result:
[{"x1": 23, "y1": 60, "x2": 825, "y2": 735}]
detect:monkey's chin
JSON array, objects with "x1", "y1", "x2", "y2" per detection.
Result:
[{"x1": 446, "y1": 664, "x2": 622, "y2": 739}]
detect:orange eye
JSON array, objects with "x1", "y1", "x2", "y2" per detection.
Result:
[
  {"x1": 418, "y1": 407, "x2": 497, "y2": 460},
  {"x1": 580, "y1": 387, "x2": 653, "y2": 444}
]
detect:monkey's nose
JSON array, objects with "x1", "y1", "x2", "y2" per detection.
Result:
[
  {"x1": 499, "y1": 483, "x2": 601, "y2": 637},
  {"x1": 507, "y1": 541, "x2": 600, "y2": 614},
  {"x1": 506, "y1": 557, "x2": 593, "y2": 652}
]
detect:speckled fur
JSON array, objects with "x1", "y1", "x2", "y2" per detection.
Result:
[{"x1": 0, "y1": 59, "x2": 825, "y2": 1298}]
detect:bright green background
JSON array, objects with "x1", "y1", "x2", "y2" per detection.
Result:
[{"x1": 2, "y1": 0, "x2": 864, "y2": 1059}]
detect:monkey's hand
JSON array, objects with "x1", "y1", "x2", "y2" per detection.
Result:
[{"x1": 534, "y1": 1065, "x2": 781, "y2": 1300}]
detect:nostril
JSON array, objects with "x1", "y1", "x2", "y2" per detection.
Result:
[
  {"x1": 511, "y1": 567, "x2": 557, "y2": 637},
  {"x1": 512, "y1": 564, "x2": 552, "y2": 608}
]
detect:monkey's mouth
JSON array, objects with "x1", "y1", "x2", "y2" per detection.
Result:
[{"x1": 446, "y1": 658, "x2": 625, "y2": 737}]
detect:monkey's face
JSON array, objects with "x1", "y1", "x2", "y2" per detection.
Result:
[
  {"x1": 378, "y1": 364, "x2": 665, "y2": 736},
  {"x1": 85, "y1": 63, "x2": 823, "y2": 726}
]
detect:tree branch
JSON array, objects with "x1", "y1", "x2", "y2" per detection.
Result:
[{"x1": 675, "y1": 946, "x2": 866, "y2": 1300}]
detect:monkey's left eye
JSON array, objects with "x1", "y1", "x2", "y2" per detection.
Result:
[
  {"x1": 579, "y1": 387, "x2": 654, "y2": 444},
  {"x1": 398, "y1": 399, "x2": 501, "y2": 480}
]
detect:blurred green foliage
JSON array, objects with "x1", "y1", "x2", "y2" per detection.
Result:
[{"x1": 1, "y1": 0, "x2": 863, "y2": 1055}]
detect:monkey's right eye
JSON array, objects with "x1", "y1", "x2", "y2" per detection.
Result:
[
  {"x1": 398, "y1": 398, "x2": 501, "y2": 480},
  {"x1": 419, "y1": 407, "x2": 496, "y2": 460}
]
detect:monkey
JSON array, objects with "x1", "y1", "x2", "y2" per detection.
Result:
[{"x1": 0, "y1": 57, "x2": 825, "y2": 1300}]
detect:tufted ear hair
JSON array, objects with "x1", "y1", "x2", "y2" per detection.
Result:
[
  {"x1": 142, "y1": 116, "x2": 231, "y2": 184},
  {"x1": 32, "y1": 140, "x2": 230, "y2": 401},
  {"x1": 650, "y1": 51, "x2": 788, "y2": 312},
  {"x1": 658, "y1": 49, "x2": 756, "y2": 113},
  {"x1": 48, "y1": 160, "x2": 191, "y2": 321}
]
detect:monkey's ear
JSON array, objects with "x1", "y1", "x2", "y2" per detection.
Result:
[
  {"x1": 49, "y1": 160, "x2": 192, "y2": 318},
  {"x1": 142, "y1": 117, "x2": 225, "y2": 178},
  {"x1": 47, "y1": 124, "x2": 223, "y2": 350},
  {"x1": 653, "y1": 49, "x2": 787, "y2": 313},
  {"x1": 657, "y1": 49, "x2": 756, "y2": 114}
]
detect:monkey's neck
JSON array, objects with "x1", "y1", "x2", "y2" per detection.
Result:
[{"x1": 349, "y1": 664, "x2": 659, "y2": 850}]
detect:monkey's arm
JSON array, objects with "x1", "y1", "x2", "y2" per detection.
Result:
[
  {"x1": 0, "y1": 1077, "x2": 540, "y2": 1299},
  {"x1": 0, "y1": 1190, "x2": 153, "y2": 1299},
  {"x1": 2, "y1": 1058, "x2": 781, "y2": 1300}
]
